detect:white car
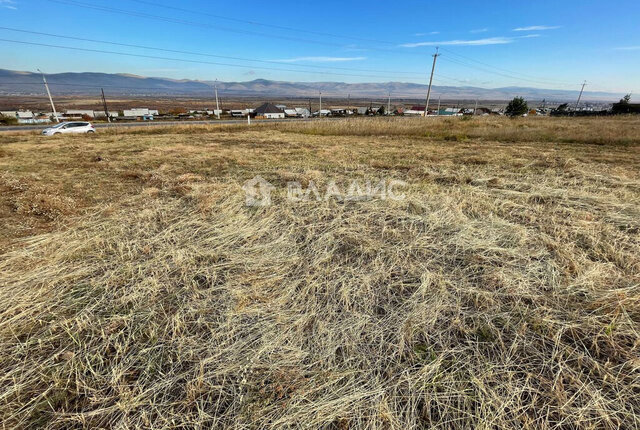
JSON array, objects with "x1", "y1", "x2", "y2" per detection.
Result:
[{"x1": 42, "y1": 121, "x2": 95, "y2": 136}]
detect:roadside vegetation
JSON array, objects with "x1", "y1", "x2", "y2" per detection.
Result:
[
  {"x1": 0, "y1": 114, "x2": 18, "y2": 126},
  {"x1": 0, "y1": 116, "x2": 639, "y2": 428}
]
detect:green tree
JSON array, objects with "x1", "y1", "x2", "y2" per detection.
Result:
[
  {"x1": 612, "y1": 94, "x2": 633, "y2": 114},
  {"x1": 505, "y1": 97, "x2": 529, "y2": 117}
]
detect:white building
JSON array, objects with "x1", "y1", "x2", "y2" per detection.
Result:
[
  {"x1": 16, "y1": 111, "x2": 35, "y2": 124},
  {"x1": 123, "y1": 108, "x2": 157, "y2": 118},
  {"x1": 254, "y1": 103, "x2": 285, "y2": 119},
  {"x1": 93, "y1": 111, "x2": 120, "y2": 118},
  {"x1": 230, "y1": 109, "x2": 254, "y2": 117},
  {"x1": 295, "y1": 108, "x2": 311, "y2": 118},
  {"x1": 65, "y1": 109, "x2": 95, "y2": 118}
]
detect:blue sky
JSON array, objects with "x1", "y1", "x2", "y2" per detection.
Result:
[{"x1": 1, "y1": 0, "x2": 639, "y2": 93}]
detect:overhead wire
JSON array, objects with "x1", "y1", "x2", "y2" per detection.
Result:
[
  {"x1": 0, "y1": 26, "x2": 423, "y2": 76},
  {"x1": 21, "y1": 0, "x2": 599, "y2": 91},
  {"x1": 0, "y1": 38, "x2": 430, "y2": 80}
]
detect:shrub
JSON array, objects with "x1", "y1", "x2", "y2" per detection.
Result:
[
  {"x1": 505, "y1": 97, "x2": 529, "y2": 117},
  {"x1": 0, "y1": 114, "x2": 18, "y2": 126}
]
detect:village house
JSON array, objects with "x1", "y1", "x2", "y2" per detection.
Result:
[
  {"x1": 122, "y1": 108, "x2": 158, "y2": 120},
  {"x1": 65, "y1": 109, "x2": 95, "y2": 119},
  {"x1": 93, "y1": 111, "x2": 120, "y2": 119},
  {"x1": 0, "y1": 111, "x2": 50, "y2": 124},
  {"x1": 295, "y1": 107, "x2": 311, "y2": 118},
  {"x1": 253, "y1": 103, "x2": 285, "y2": 119},
  {"x1": 230, "y1": 109, "x2": 253, "y2": 117}
]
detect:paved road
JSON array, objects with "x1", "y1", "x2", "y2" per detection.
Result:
[{"x1": 0, "y1": 117, "x2": 329, "y2": 133}]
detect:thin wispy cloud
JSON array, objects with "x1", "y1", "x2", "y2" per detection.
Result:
[
  {"x1": 414, "y1": 31, "x2": 439, "y2": 36},
  {"x1": 513, "y1": 25, "x2": 560, "y2": 31},
  {"x1": 342, "y1": 44, "x2": 369, "y2": 52},
  {"x1": 400, "y1": 37, "x2": 514, "y2": 48},
  {"x1": 0, "y1": 0, "x2": 17, "y2": 9},
  {"x1": 615, "y1": 46, "x2": 640, "y2": 51},
  {"x1": 275, "y1": 56, "x2": 366, "y2": 63},
  {"x1": 470, "y1": 28, "x2": 488, "y2": 34}
]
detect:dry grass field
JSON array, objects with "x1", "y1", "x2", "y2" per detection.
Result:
[{"x1": 0, "y1": 116, "x2": 639, "y2": 429}]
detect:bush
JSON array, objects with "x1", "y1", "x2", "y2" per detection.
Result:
[
  {"x1": 505, "y1": 97, "x2": 529, "y2": 117},
  {"x1": 0, "y1": 114, "x2": 18, "y2": 126},
  {"x1": 612, "y1": 94, "x2": 640, "y2": 114}
]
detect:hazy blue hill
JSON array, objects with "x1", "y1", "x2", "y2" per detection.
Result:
[{"x1": 0, "y1": 69, "x2": 623, "y2": 101}]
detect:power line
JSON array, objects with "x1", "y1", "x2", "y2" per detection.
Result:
[
  {"x1": 6, "y1": 9, "x2": 596, "y2": 91},
  {"x1": 439, "y1": 56, "x2": 577, "y2": 88},
  {"x1": 438, "y1": 47, "x2": 575, "y2": 87},
  {"x1": 0, "y1": 26, "x2": 424, "y2": 76},
  {"x1": 36, "y1": 0, "x2": 594, "y2": 91},
  {"x1": 0, "y1": 38, "x2": 429, "y2": 80},
  {"x1": 44, "y1": 0, "x2": 443, "y2": 60},
  {"x1": 0, "y1": 82, "x2": 457, "y2": 100},
  {"x1": 42, "y1": 0, "x2": 586, "y2": 89},
  {"x1": 129, "y1": 0, "x2": 401, "y2": 46},
  {"x1": 44, "y1": 0, "x2": 351, "y2": 49},
  {"x1": 0, "y1": 26, "x2": 480, "y2": 83}
]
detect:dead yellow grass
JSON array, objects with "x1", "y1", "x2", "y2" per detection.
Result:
[{"x1": 0, "y1": 116, "x2": 639, "y2": 428}]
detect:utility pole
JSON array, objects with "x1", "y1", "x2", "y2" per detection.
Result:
[
  {"x1": 38, "y1": 69, "x2": 59, "y2": 123},
  {"x1": 214, "y1": 80, "x2": 221, "y2": 120},
  {"x1": 437, "y1": 96, "x2": 441, "y2": 115},
  {"x1": 100, "y1": 88, "x2": 110, "y2": 123},
  {"x1": 423, "y1": 47, "x2": 440, "y2": 117},
  {"x1": 474, "y1": 99, "x2": 478, "y2": 115},
  {"x1": 387, "y1": 92, "x2": 391, "y2": 115},
  {"x1": 575, "y1": 81, "x2": 587, "y2": 112},
  {"x1": 319, "y1": 91, "x2": 322, "y2": 117}
]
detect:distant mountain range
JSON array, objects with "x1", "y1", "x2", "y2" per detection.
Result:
[{"x1": 0, "y1": 69, "x2": 623, "y2": 102}]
